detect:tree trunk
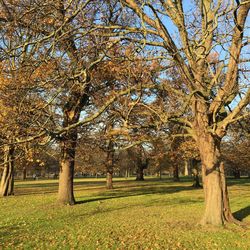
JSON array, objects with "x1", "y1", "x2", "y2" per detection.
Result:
[
  {"x1": 184, "y1": 160, "x2": 189, "y2": 176},
  {"x1": 191, "y1": 159, "x2": 202, "y2": 188},
  {"x1": 105, "y1": 140, "x2": 114, "y2": 189},
  {"x1": 219, "y1": 162, "x2": 241, "y2": 224},
  {"x1": 125, "y1": 169, "x2": 128, "y2": 178},
  {"x1": 198, "y1": 134, "x2": 239, "y2": 225},
  {"x1": 22, "y1": 167, "x2": 26, "y2": 180},
  {"x1": 58, "y1": 130, "x2": 77, "y2": 205},
  {"x1": 136, "y1": 164, "x2": 144, "y2": 181},
  {"x1": 233, "y1": 169, "x2": 240, "y2": 179},
  {"x1": 57, "y1": 85, "x2": 88, "y2": 204},
  {"x1": 0, "y1": 145, "x2": 15, "y2": 196},
  {"x1": 192, "y1": 168, "x2": 202, "y2": 188},
  {"x1": 106, "y1": 171, "x2": 113, "y2": 189},
  {"x1": 173, "y1": 164, "x2": 180, "y2": 182}
]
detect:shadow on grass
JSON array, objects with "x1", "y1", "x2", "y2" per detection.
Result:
[
  {"x1": 14, "y1": 176, "x2": 249, "y2": 197},
  {"x1": 233, "y1": 205, "x2": 250, "y2": 221},
  {"x1": 14, "y1": 180, "x2": 106, "y2": 195},
  {"x1": 14, "y1": 178, "x2": 182, "y2": 196},
  {"x1": 76, "y1": 185, "x2": 200, "y2": 205},
  {"x1": 15, "y1": 180, "x2": 105, "y2": 189},
  {"x1": 227, "y1": 178, "x2": 250, "y2": 186}
]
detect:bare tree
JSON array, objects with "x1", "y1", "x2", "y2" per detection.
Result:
[
  {"x1": 104, "y1": 0, "x2": 250, "y2": 225},
  {"x1": 0, "y1": 0, "x2": 137, "y2": 203}
]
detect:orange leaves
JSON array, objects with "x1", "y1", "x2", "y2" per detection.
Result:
[
  {"x1": 108, "y1": 128, "x2": 129, "y2": 136},
  {"x1": 178, "y1": 139, "x2": 199, "y2": 160},
  {"x1": 30, "y1": 60, "x2": 57, "y2": 82},
  {"x1": 207, "y1": 51, "x2": 219, "y2": 64}
]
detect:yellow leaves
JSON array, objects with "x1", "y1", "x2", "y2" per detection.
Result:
[{"x1": 27, "y1": 149, "x2": 34, "y2": 162}]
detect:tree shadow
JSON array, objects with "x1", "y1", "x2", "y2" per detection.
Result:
[
  {"x1": 14, "y1": 177, "x2": 181, "y2": 196},
  {"x1": 227, "y1": 178, "x2": 250, "y2": 186},
  {"x1": 76, "y1": 185, "x2": 200, "y2": 205},
  {"x1": 233, "y1": 205, "x2": 250, "y2": 221}
]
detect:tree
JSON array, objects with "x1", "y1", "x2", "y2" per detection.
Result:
[
  {"x1": 0, "y1": 0, "x2": 135, "y2": 204},
  {"x1": 0, "y1": 60, "x2": 49, "y2": 195},
  {"x1": 105, "y1": 0, "x2": 250, "y2": 225},
  {"x1": 179, "y1": 139, "x2": 202, "y2": 188},
  {"x1": 222, "y1": 123, "x2": 250, "y2": 178},
  {"x1": 0, "y1": 145, "x2": 14, "y2": 196},
  {"x1": 134, "y1": 145, "x2": 149, "y2": 181}
]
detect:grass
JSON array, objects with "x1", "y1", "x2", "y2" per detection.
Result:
[{"x1": 0, "y1": 177, "x2": 249, "y2": 250}]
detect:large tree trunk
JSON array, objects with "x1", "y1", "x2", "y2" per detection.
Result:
[
  {"x1": 58, "y1": 130, "x2": 77, "y2": 205},
  {"x1": 0, "y1": 145, "x2": 15, "y2": 196},
  {"x1": 57, "y1": 84, "x2": 88, "y2": 205},
  {"x1": 219, "y1": 162, "x2": 241, "y2": 224},
  {"x1": 198, "y1": 134, "x2": 239, "y2": 225}
]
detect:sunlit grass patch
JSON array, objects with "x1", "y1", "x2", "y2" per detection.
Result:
[{"x1": 0, "y1": 177, "x2": 249, "y2": 249}]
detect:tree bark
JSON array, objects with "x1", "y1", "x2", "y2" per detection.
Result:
[
  {"x1": 219, "y1": 162, "x2": 241, "y2": 224},
  {"x1": 198, "y1": 134, "x2": 239, "y2": 225},
  {"x1": 57, "y1": 82, "x2": 88, "y2": 204},
  {"x1": 58, "y1": 130, "x2": 77, "y2": 205},
  {"x1": 0, "y1": 145, "x2": 15, "y2": 196}
]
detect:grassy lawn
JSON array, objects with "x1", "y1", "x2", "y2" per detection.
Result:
[{"x1": 0, "y1": 177, "x2": 249, "y2": 249}]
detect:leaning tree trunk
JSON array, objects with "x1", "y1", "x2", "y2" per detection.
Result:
[
  {"x1": 58, "y1": 129, "x2": 77, "y2": 205},
  {"x1": 0, "y1": 145, "x2": 15, "y2": 196},
  {"x1": 198, "y1": 134, "x2": 239, "y2": 225}
]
